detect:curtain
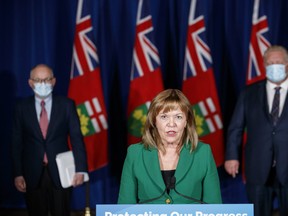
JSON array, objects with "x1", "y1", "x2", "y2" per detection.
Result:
[{"x1": 1, "y1": 0, "x2": 288, "y2": 209}]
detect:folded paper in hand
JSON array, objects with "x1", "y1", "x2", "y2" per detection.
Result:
[{"x1": 56, "y1": 151, "x2": 89, "y2": 188}]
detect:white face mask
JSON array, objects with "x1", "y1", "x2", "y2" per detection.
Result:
[
  {"x1": 33, "y1": 83, "x2": 53, "y2": 98},
  {"x1": 266, "y1": 64, "x2": 287, "y2": 83}
]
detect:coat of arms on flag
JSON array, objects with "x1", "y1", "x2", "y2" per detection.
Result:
[
  {"x1": 77, "y1": 97, "x2": 108, "y2": 136},
  {"x1": 127, "y1": 0, "x2": 164, "y2": 145},
  {"x1": 193, "y1": 97, "x2": 223, "y2": 137},
  {"x1": 128, "y1": 102, "x2": 150, "y2": 138}
]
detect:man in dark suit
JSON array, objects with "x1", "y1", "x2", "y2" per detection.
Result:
[
  {"x1": 225, "y1": 45, "x2": 288, "y2": 216},
  {"x1": 12, "y1": 64, "x2": 88, "y2": 216}
]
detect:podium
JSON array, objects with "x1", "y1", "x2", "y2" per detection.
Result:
[{"x1": 96, "y1": 204, "x2": 253, "y2": 216}]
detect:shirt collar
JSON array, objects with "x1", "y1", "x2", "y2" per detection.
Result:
[
  {"x1": 35, "y1": 94, "x2": 52, "y2": 104},
  {"x1": 267, "y1": 78, "x2": 288, "y2": 91}
]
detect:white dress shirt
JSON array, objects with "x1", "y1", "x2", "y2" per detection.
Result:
[
  {"x1": 35, "y1": 95, "x2": 52, "y2": 122},
  {"x1": 266, "y1": 78, "x2": 288, "y2": 116}
]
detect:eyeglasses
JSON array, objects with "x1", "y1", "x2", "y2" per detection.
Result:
[{"x1": 30, "y1": 77, "x2": 54, "y2": 84}]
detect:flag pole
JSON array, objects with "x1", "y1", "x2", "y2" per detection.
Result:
[{"x1": 84, "y1": 181, "x2": 91, "y2": 216}]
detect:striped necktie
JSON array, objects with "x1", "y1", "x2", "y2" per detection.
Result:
[{"x1": 271, "y1": 87, "x2": 281, "y2": 126}]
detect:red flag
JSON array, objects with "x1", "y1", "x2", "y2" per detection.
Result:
[
  {"x1": 68, "y1": 0, "x2": 108, "y2": 172},
  {"x1": 127, "y1": 0, "x2": 164, "y2": 145},
  {"x1": 182, "y1": 0, "x2": 224, "y2": 166},
  {"x1": 241, "y1": 0, "x2": 271, "y2": 181}
]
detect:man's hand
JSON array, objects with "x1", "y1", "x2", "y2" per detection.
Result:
[
  {"x1": 72, "y1": 173, "x2": 84, "y2": 187},
  {"x1": 224, "y1": 160, "x2": 240, "y2": 178},
  {"x1": 15, "y1": 176, "x2": 26, "y2": 192}
]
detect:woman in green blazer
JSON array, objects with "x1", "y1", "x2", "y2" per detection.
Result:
[{"x1": 118, "y1": 89, "x2": 222, "y2": 204}]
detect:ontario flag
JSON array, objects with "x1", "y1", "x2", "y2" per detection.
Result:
[
  {"x1": 127, "y1": 0, "x2": 164, "y2": 145},
  {"x1": 241, "y1": 0, "x2": 270, "y2": 181},
  {"x1": 246, "y1": 0, "x2": 270, "y2": 85},
  {"x1": 68, "y1": 0, "x2": 108, "y2": 172},
  {"x1": 182, "y1": 0, "x2": 224, "y2": 166}
]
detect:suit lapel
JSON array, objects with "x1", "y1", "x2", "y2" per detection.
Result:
[
  {"x1": 28, "y1": 97, "x2": 43, "y2": 139},
  {"x1": 258, "y1": 81, "x2": 288, "y2": 125},
  {"x1": 278, "y1": 87, "x2": 288, "y2": 124},
  {"x1": 46, "y1": 95, "x2": 58, "y2": 140},
  {"x1": 142, "y1": 144, "x2": 195, "y2": 189},
  {"x1": 142, "y1": 147, "x2": 165, "y2": 190},
  {"x1": 175, "y1": 144, "x2": 194, "y2": 182},
  {"x1": 258, "y1": 82, "x2": 271, "y2": 124}
]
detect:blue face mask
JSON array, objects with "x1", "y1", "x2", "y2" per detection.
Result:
[
  {"x1": 33, "y1": 83, "x2": 53, "y2": 98},
  {"x1": 266, "y1": 64, "x2": 287, "y2": 83}
]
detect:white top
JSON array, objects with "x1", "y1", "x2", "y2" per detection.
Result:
[
  {"x1": 35, "y1": 95, "x2": 52, "y2": 121},
  {"x1": 266, "y1": 78, "x2": 288, "y2": 116}
]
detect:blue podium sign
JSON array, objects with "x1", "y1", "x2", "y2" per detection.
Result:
[{"x1": 96, "y1": 204, "x2": 253, "y2": 216}]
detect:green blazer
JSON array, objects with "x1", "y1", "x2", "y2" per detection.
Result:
[{"x1": 118, "y1": 142, "x2": 222, "y2": 204}]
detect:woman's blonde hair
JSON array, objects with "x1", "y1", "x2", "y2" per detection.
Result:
[{"x1": 142, "y1": 89, "x2": 198, "y2": 153}]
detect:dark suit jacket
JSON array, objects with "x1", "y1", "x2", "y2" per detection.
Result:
[
  {"x1": 118, "y1": 142, "x2": 222, "y2": 204},
  {"x1": 12, "y1": 95, "x2": 87, "y2": 189},
  {"x1": 226, "y1": 80, "x2": 288, "y2": 185}
]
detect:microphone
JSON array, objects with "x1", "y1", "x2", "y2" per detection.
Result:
[
  {"x1": 170, "y1": 176, "x2": 207, "y2": 204},
  {"x1": 138, "y1": 187, "x2": 167, "y2": 204},
  {"x1": 139, "y1": 177, "x2": 175, "y2": 204}
]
